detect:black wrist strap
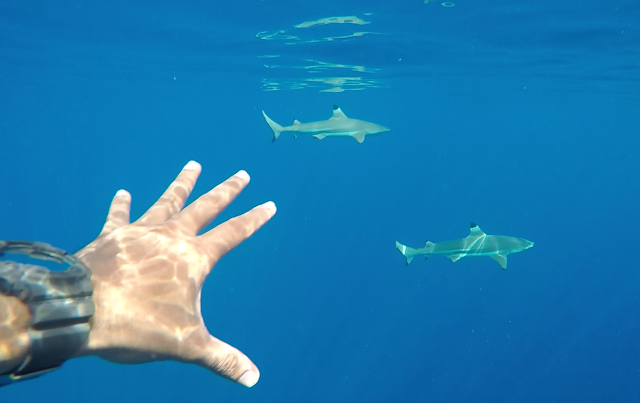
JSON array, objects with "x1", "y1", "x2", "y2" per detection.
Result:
[{"x1": 0, "y1": 241, "x2": 95, "y2": 385}]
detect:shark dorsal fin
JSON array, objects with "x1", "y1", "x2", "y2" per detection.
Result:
[
  {"x1": 330, "y1": 105, "x2": 348, "y2": 120},
  {"x1": 293, "y1": 119, "x2": 301, "y2": 125},
  {"x1": 469, "y1": 222, "x2": 485, "y2": 237}
]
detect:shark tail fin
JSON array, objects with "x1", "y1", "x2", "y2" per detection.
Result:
[
  {"x1": 395, "y1": 241, "x2": 417, "y2": 265},
  {"x1": 262, "y1": 111, "x2": 284, "y2": 143}
]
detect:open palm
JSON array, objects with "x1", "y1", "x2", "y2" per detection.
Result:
[{"x1": 74, "y1": 161, "x2": 275, "y2": 387}]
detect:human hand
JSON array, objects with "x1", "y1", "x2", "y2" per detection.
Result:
[{"x1": 74, "y1": 161, "x2": 275, "y2": 387}]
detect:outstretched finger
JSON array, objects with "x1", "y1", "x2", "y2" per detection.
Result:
[
  {"x1": 100, "y1": 189, "x2": 132, "y2": 236},
  {"x1": 174, "y1": 170, "x2": 251, "y2": 235},
  {"x1": 138, "y1": 161, "x2": 202, "y2": 226},
  {"x1": 201, "y1": 201, "x2": 276, "y2": 261},
  {"x1": 187, "y1": 332, "x2": 261, "y2": 388}
]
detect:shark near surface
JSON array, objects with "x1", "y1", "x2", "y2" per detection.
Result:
[
  {"x1": 395, "y1": 223, "x2": 534, "y2": 270},
  {"x1": 262, "y1": 105, "x2": 390, "y2": 144}
]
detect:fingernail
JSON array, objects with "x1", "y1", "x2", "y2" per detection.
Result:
[
  {"x1": 235, "y1": 170, "x2": 250, "y2": 181},
  {"x1": 262, "y1": 201, "x2": 277, "y2": 213},
  {"x1": 184, "y1": 160, "x2": 200, "y2": 170},
  {"x1": 115, "y1": 189, "x2": 129, "y2": 197},
  {"x1": 238, "y1": 369, "x2": 260, "y2": 387}
]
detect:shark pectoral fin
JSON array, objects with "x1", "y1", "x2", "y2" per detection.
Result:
[
  {"x1": 352, "y1": 131, "x2": 366, "y2": 144},
  {"x1": 447, "y1": 253, "x2": 464, "y2": 262},
  {"x1": 491, "y1": 254, "x2": 508, "y2": 270},
  {"x1": 313, "y1": 134, "x2": 327, "y2": 140}
]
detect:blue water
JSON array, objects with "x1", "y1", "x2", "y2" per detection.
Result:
[{"x1": 1, "y1": 0, "x2": 639, "y2": 402}]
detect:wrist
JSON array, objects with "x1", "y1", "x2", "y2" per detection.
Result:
[
  {"x1": 70, "y1": 298, "x2": 98, "y2": 359},
  {"x1": 0, "y1": 294, "x2": 32, "y2": 374},
  {"x1": 69, "y1": 250, "x2": 98, "y2": 359}
]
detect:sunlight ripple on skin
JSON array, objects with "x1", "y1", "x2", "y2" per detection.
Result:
[
  {"x1": 1, "y1": 162, "x2": 275, "y2": 386},
  {"x1": 62, "y1": 161, "x2": 276, "y2": 386}
]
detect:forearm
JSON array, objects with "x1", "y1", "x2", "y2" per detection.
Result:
[
  {"x1": 0, "y1": 294, "x2": 31, "y2": 374},
  {"x1": 0, "y1": 241, "x2": 100, "y2": 384},
  {"x1": 0, "y1": 244, "x2": 97, "y2": 385}
]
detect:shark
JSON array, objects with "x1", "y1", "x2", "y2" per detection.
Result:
[
  {"x1": 262, "y1": 105, "x2": 390, "y2": 144},
  {"x1": 395, "y1": 223, "x2": 534, "y2": 270}
]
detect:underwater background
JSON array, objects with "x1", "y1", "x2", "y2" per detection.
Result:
[{"x1": 1, "y1": 0, "x2": 639, "y2": 402}]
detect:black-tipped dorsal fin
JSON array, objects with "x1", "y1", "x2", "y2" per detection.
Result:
[
  {"x1": 469, "y1": 222, "x2": 485, "y2": 237},
  {"x1": 293, "y1": 119, "x2": 301, "y2": 125},
  {"x1": 331, "y1": 105, "x2": 348, "y2": 119}
]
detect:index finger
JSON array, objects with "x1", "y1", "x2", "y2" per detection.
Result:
[
  {"x1": 201, "y1": 201, "x2": 276, "y2": 262},
  {"x1": 173, "y1": 170, "x2": 251, "y2": 235},
  {"x1": 137, "y1": 161, "x2": 202, "y2": 226}
]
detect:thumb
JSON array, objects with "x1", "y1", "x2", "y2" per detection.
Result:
[{"x1": 187, "y1": 332, "x2": 260, "y2": 387}]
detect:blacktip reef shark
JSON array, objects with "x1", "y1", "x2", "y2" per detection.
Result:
[
  {"x1": 262, "y1": 105, "x2": 390, "y2": 144},
  {"x1": 395, "y1": 223, "x2": 534, "y2": 270}
]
